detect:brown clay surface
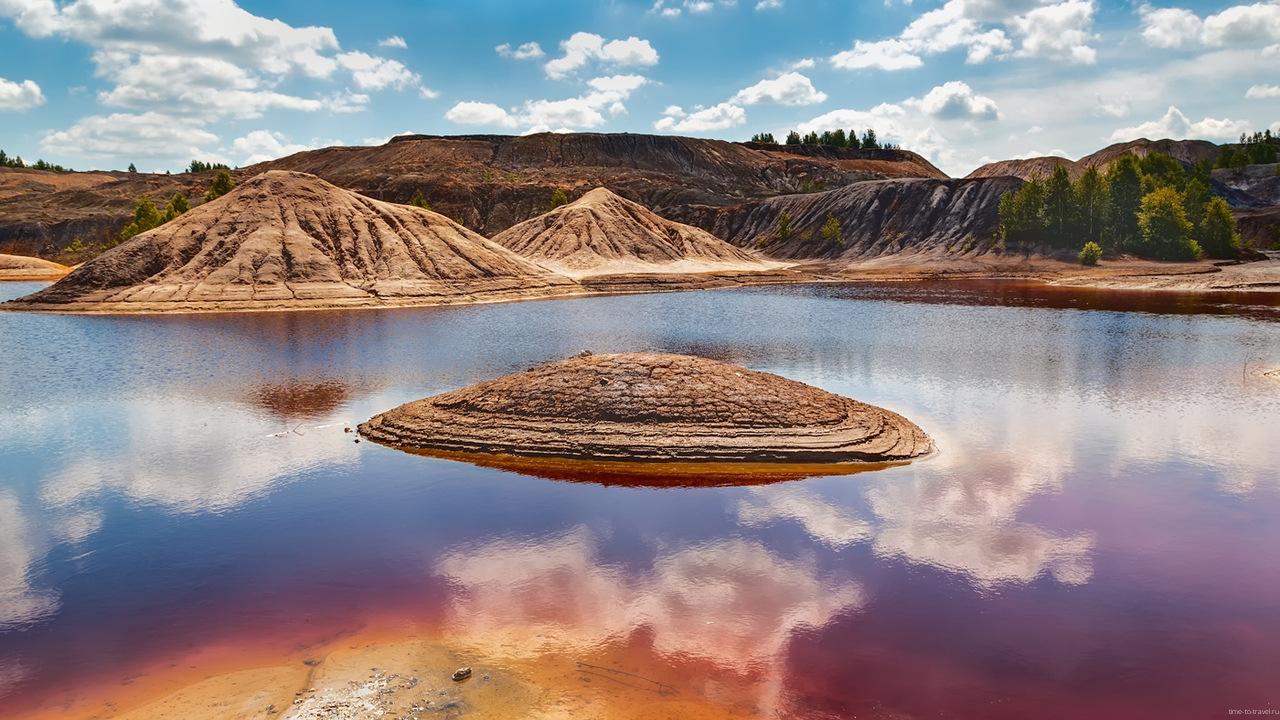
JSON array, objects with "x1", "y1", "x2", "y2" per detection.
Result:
[
  {"x1": 491, "y1": 187, "x2": 779, "y2": 278},
  {"x1": 0, "y1": 253, "x2": 71, "y2": 281},
  {"x1": 360, "y1": 352, "x2": 934, "y2": 465},
  {"x1": 5, "y1": 171, "x2": 579, "y2": 312}
]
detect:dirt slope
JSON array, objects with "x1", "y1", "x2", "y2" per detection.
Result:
[
  {"x1": 966, "y1": 138, "x2": 1222, "y2": 181},
  {"x1": 6, "y1": 171, "x2": 576, "y2": 312},
  {"x1": 0, "y1": 253, "x2": 71, "y2": 280},
  {"x1": 490, "y1": 187, "x2": 776, "y2": 278}
]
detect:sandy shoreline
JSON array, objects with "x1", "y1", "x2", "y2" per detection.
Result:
[{"x1": 4, "y1": 256, "x2": 1279, "y2": 315}]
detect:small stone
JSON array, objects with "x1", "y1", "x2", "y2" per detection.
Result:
[{"x1": 451, "y1": 667, "x2": 471, "y2": 682}]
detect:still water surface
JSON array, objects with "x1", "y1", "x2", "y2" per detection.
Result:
[{"x1": 1, "y1": 281, "x2": 1278, "y2": 719}]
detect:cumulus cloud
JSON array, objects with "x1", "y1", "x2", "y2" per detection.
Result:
[
  {"x1": 336, "y1": 51, "x2": 420, "y2": 91},
  {"x1": 495, "y1": 41, "x2": 545, "y2": 60},
  {"x1": 756, "y1": 0, "x2": 784, "y2": 9},
  {"x1": 733, "y1": 72, "x2": 827, "y2": 106},
  {"x1": 1109, "y1": 105, "x2": 1252, "y2": 141},
  {"x1": 909, "y1": 80, "x2": 999, "y2": 120},
  {"x1": 377, "y1": 35, "x2": 407, "y2": 49},
  {"x1": 654, "y1": 102, "x2": 747, "y2": 132},
  {"x1": 447, "y1": 75, "x2": 650, "y2": 132},
  {"x1": 831, "y1": 0, "x2": 1097, "y2": 70},
  {"x1": 0, "y1": 77, "x2": 45, "y2": 111},
  {"x1": 544, "y1": 32, "x2": 659, "y2": 79},
  {"x1": 231, "y1": 129, "x2": 317, "y2": 165},
  {"x1": 0, "y1": 0, "x2": 428, "y2": 127},
  {"x1": 1246, "y1": 84, "x2": 1280, "y2": 98},
  {"x1": 1139, "y1": 2, "x2": 1280, "y2": 51},
  {"x1": 41, "y1": 112, "x2": 223, "y2": 160}
]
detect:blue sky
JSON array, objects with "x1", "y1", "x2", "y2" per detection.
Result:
[{"x1": 0, "y1": 0, "x2": 1276, "y2": 176}]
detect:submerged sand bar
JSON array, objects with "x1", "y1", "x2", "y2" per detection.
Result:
[{"x1": 360, "y1": 352, "x2": 934, "y2": 464}]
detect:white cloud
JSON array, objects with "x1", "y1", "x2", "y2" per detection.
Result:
[
  {"x1": 377, "y1": 35, "x2": 407, "y2": 49},
  {"x1": 0, "y1": 76, "x2": 45, "y2": 110},
  {"x1": 0, "y1": 0, "x2": 426, "y2": 126},
  {"x1": 336, "y1": 51, "x2": 419, "y2": 91},
  {"x1": 789, "y1": 57, "x2": 816, "y2": 69},
  {"x1": 447, "y1": 75, "x2": 649, "y2": 132},
  {"x1": 41, "y1": 112, "x2": 223, "y2": 161},
  {"x1": 1094, "y1": 92, "x2": 1132, "y2": 117},
  {"x1": 831, "y1": 0, "x2": 1096, "y2": 70},
  {"x1": 544, "y1": 32, "x2": 659, "y2": 79},
  {"x1": 733, "y1": 72, "x2": 827, "y2": 106},
  {"x1": 1008, "y1": 0, "x2": 1097, "y2": 63},
  {"x1": 1139, "y1": 6, "x2": 1202, "y2": 48},
  {"x1": 910, "y1": 80, "x2": 999, "y2": 120},
  {"x1": 654, "y1": 102, "x2": 746, "y2": 132},
  {"x1": 230, "y1": 129, "x2": 316, "y2": 165},
  {"x1": 1246, "y1": 84, "x2": 1280, "y2": 98},
  {"x1": 1139, "y1": 2, "x2": 1280, "y2": 51},
  {"x1": 496, "y1": 41, "x2": 545, "y2": 60},
  {"x1": 756, "y1": 0, "x2": 784, "y2": 9},
  {"x1": 831, "y1": 39, "x2": 924, "y2": 70},
  {"x1": 445, "y1": 101, "x2": 519, "y2": 128},
  {"x1": 0, "y1": 493, "x2": 59, "y2": 631},
  {"x1": 1108, "y1": 105, "x2": 1252, "y2": 142}
]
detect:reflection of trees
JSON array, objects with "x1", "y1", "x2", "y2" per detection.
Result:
[
  {"x1": 0, "y1": 493, "x2": 58, "y2": 632},
  {"x1": 435, "y1": 528, "x2": 863, "y2": 686}
]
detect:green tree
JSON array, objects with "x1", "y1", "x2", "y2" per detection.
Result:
[
  {"x1": 820, "y1": 213, "x2": 844, "y2": 246},
  {"x1": 164, "y1": 192, "x2": 189, "y2": 221},
  {"x1": 861, "y1": 129, "x2": 879, "y2": 149},
  {"x1": 846, "y1": 130, "x2": 861, "y2": 149},
  {"x1": 801, "y1": 131, "x2": 820, "y2": 145},
  {"x1": 1198, "y1": 196, "x2": 1241, "y2": 259},
  {"x1": 1104, "y1": 155, "x2": 1143, "y2": 250},
  {"x1": 410, "y1": 189, "x2": 431, "y2": 210},
  {"x1": 774, "y1": 212, "x2": 793, "y2": 241},
  {"x1": 1138, "y1": 153, "x2": 1185, "y2": 192},
  {"x1": 750, "y1": 132, "x2": 776, "y2": 144},
  {"x1": 1073, "y1": 165, "x2": 1108, "y2": 248},
  {"x1": 1042, "y1": 165, "x2": 1075, "y2": 247},
  {"x1": 998, "y1": 176, "x2": 1046, "y2": 248},
  {"x1": 1180, "y1": 178, "x2": 1210, "y2": 242},
  {"x1": 1137, "y1": 185, "x2": 1201, "y2": 260},
  {"x1": 1078, "y1": 241, "x2": 1103, "y2": 265},
  {"x1": 549, "y1": 188, "x2": 569, "y2": 210},
  {"x1": 785, "y1": 131, "x2": 801, "y2": 145},
  {"x1": 117, "y1": 196, "x2": 163, "y2": 243},
  {"x1": 205, "y1": 171, "x2": 235, "y2": 201},
  {"x1": 128, "y1": 163, "x2": 137, "y2": 173}
]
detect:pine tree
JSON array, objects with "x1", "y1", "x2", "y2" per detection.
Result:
[
  {"x1": 1104, "y1": 155, "x2": 1143, "y2": 251},
  {"x1": 785, "y1": 131, "x2": 801, "y2": 145},
  {"x1": 164, "y1": 192, "x2": 189, "y2": 221},
  {"x1": 846, "y1": 131, "x2": 861, "y2": 149},
  {"x1": 128, "y1": 163, "x2": 137, "y2": 173},
  {"x1": 750, "y1": 132, "x2": 776, "y2": 144},
  {"x1": 861, "y1": 129, "x2": 879, "y2": 149},
  {"x1": 1042, "y1": 165, "x2": 1075, "y2": 247},
  {"x1": 205, "y1": 171, "x2": 235, "y2": 201},
  {"x1": 820, "y1": 213, "x2": 844, "y2": 246},
  {"x1": 410, "y1": 189, "x2": 431, "y2": 210},
  {"x1": 549, "y1": 188, "x2": 569, "y2": 210},
  {"x1": 1073, "y1": 165, "x2": 1108, "y2": 248}
]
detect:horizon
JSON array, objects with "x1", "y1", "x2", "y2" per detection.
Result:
[{"x1": 1, "y1": 0, "x2": 1276, "y2": 177}]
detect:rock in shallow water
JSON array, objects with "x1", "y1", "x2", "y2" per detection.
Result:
[{"x1": 359, "y1": 352, "x2": 933, "y2": 466}]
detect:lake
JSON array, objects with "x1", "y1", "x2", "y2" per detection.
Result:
[{"x1": 1, "y1": 280, "x2": 1278, "y2": 719}]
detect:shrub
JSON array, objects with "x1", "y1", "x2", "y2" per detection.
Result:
[
  {"x1": 1078, "y1": 241, "x2": 1103, "y2": 265},
  {"x1": 410, "y1": 189, "x2": 431, "y2": 210},
  {"x1": 205, "y1": 171, "x2": 235, "y2": 201},
  {"x1": 820, "y1": 213, "x2": 844, "y2": 246},
  {"x1": 549, "y1": 188, "x2": 569, "y2": 210}
]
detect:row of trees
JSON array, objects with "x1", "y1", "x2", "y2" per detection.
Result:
[
  {"x1": 998, "y1": 154, "x2": 1240, "y2": 261},
  {"x1": 0, "y1": 150, "x2": 71, "y2": 172},
  {"x1": 1216, "y1": 130, "x2": 1280, "y2": 169},
  {"x1": 750, "y1": 128, "x2": 898, "y2": 150}
]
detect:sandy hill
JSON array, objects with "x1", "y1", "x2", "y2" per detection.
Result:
[
  {"x1": 360, "y1": 352, "x2": 934, "y2": 468},
  {"x1": 1, "y1": 133, "x2": 944, "y2": 259},
  {"x1": 6, "y1": 171, "x2": 576, "y2": 312},
  {"x1": 966, "y1": 138, "x2": 1221, "y2": 181},
  {"x1": 0, "y1": 253, "x2": 71, "y2": 281},
  {"x1": 489, "y1": 187, "x2": 776, "y2": 278}
]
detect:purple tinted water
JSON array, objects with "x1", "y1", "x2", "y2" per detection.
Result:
[{"x1": 0, "y1": 280, "x2": 1278, "y2": 719}]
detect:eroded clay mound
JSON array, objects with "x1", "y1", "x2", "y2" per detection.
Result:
[
  {"x1": 0, "y1": 254, "x2": 71, "y2": 280},
  {"x1": 9, "y1": 171, "x2": 575, "y2": 311},
  {"x1": 360, "y1": 352, "x2": 933, "y2": 464},
  {"x1": 490, "y1": 188, "x2": 776, "y2": 278}
]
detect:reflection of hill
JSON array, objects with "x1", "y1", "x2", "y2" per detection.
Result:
[{"x1": 249, "y1": 380, "x2": 350, "y2": 422}]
